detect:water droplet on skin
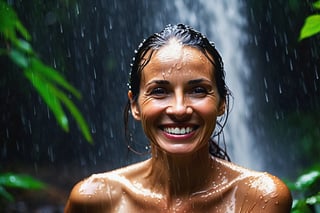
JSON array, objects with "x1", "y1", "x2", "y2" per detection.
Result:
[{"x1": 176, "y1": 62, "x2": 182, "y2": 70}]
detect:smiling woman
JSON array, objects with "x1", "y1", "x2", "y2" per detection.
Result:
[{"x1": 64, "y1": 24, "x2": 292, "y2": 213}]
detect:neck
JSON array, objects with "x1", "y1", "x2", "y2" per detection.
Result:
[{"x1": 147, "y1": 144, "x2": 215, "y2": 198}]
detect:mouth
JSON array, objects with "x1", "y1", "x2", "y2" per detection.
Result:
[{"x1": 161, "y1": 125, "x2": 199, "y2": 135}]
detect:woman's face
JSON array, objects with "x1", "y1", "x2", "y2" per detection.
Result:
[{"x1": 129, "y1": 39, "x2": 225, "y2": 155}]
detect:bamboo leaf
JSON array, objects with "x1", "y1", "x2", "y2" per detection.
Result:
[
  {"x1": 50, "y1": 86, "x2": 93, "y2": 143},
  {"x1": 0, "y1": 1, "x2": 30, "y2": 41},
  {"x1": 24, "y1": 69, "x2": 69, "y2": 131},
  {"x1": 0, "y1": 185, "x2": 14, "y2": 202},
  {"x1": 0, "y1": 1, "x2": 17, "y2": 32},
  {"x1": 30, "y1": 58, "x2": 82, "y2": 99},
  {"x1": 8, "y1": 48, "x2": 28, "y2": 68},
  {"x1": 313, "y1": 1, "x2": 320, "y2": 10},
  {"x1": 12, "y1": 38, "x2": 33, "y2": 54},
  {"x1": 299, "y1": 14, "x2": 320, "y2": 41},
  {"x1": 0, "y1": 173, "x2": 45, "y2": 189},
  {"x1": 15, "y1": 18, "x2": 31, "y2": 41},
  {"x1": 294, "y1": 170, "x2": 320, "y2": 190},
  {"x1": 306, "y1": 193, "x2": 320, "y2": 205}
]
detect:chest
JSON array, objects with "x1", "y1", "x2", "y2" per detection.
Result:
[{"x1": 111, "y1": 187, "x2": 243, "y2": 213}]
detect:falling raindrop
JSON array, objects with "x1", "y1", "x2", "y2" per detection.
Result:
[
  {"x1": 81, "y1": 27, "x2": 85, "y2": 38},
  {"x1": 263, "y1": 77, "x2": 268, "y2": 89},
  {"x1": 59, "y1": 23, "x2": 63, "y2": 33},
  {"x1": 278, "y1": 84, "x2": 282, "y2": 94},
  {"x1": 88, "y1": 40, "x2": 92, "y2": 50},
  {"x1": 289, "y1": 59, "x2": 293, "y2": 71},
  {"x1": 265, "y1": 51, "x2": 270, "y2": 62},
  {"x1": 75, "y1": 3, "x2": 80, "y2": 16},
  {"x1": 265, "y1": 92, "x2": 269, "y2": 103}
]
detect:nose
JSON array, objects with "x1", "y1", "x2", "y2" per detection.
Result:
[{"x1": 166, "y1": 94, "x2": 192, "y2": 120}]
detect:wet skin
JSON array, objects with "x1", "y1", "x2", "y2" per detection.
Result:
[
  {"x1": 65, "y1": 40, "x2": 292, "y2": 212},
  {"x1": 65, "y1": 158, "x2": 292, "y2": 213}
]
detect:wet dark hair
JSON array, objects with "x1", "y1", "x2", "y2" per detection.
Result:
[{"x1": 124, "y1": 24, "x2": 231, "y2": 161}]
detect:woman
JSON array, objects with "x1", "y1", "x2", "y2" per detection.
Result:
[{"x1": 65, "y1": 24, "x2": 292, "y2": 212}]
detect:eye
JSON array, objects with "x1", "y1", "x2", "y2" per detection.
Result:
[
  {"x1": 192, "y1": 86, "x2": 208, "y2": 94},
  {"x1": 150, "y1": 87, "x2": 168, "y2": 96}
]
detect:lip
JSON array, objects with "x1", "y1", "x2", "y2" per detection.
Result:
[{"x1": 160, "y1": 124, "x2": 199, "y2": 140}]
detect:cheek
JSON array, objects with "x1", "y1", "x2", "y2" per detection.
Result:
[
  {"x1": 138, "y1": 98, "x2": 164, "y2": 127},
  {"x1": 191, "y1": 98, "x2": 220, "y2": 116},
  {"x1": 193, "y1": 99, "x2": 219, "y2": 130}
]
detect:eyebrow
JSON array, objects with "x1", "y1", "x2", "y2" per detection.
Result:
[
  {"x1": 147, "y1": 78, "x2": 208, "y2": 86},
  {"x1": 146, "y1": 80, "x2": 170, "y2": 86},
  {"x1": 188, "y1": 78, "x2": 207, "y2": 85}
]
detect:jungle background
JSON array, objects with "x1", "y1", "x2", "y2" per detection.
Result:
[{"x1": 1, "y1": 0, "x2": 319, "y2": 212}]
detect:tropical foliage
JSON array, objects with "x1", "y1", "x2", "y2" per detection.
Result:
[
  {"x1": 299, "y1": 0, "x2": 320, "y2": 40},
  {"x1": 286, "y1": 2, "x2": 320, "y2": 212},
  {"x1": 0, "y1": 173, "x2": 45, "y2": 202},
  {"x1": 0, "y1": 0, "x2": 92, "y2": 203},
  {"x1": 0, "y1": 0, "x2": 92, "y2": 143},
  {"x1": 286, "y1": 167, "x2": 320, "y2": 212}
]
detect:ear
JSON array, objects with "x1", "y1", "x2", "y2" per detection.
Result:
[
  {"x1": 128, "y1": 90, "x2": 141, "y2": 120},
  {"x1": 217, "y1": 98, "x2": 226, "y2": 116}
]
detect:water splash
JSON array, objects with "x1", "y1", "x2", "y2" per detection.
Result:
[{"x1": 173, "y1": 0, "x2": 261, "y2": 170}]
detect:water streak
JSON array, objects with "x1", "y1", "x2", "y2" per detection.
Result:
[{"x1": 173, "y1": 0, "x2": 261, "y2": 169}]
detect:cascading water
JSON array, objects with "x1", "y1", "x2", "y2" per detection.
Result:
[{"x1": 170, "y1": 0, "x2": 262, "y2": 170}]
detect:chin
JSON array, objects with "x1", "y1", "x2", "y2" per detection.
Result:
[{"x1": 158, "y1": 143, "x2": 199, "y2": 155}]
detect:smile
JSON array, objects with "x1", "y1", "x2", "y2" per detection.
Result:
[{"x1": 162, "y1": 126, "x2": 197, "y2": 135}]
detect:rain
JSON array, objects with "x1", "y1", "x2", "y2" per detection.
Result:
[{"x1": 1, "y1": 0, "x2": 319, "y2": 212}]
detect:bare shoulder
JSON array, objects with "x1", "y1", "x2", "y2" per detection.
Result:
[
  {"x1": 214, "y1": 158, "x2": 292, "y2": 212},
  {"x1": 247, "y1": 172, "x2": 292, "y2": 212},
  {"x1": 65, "y1": 160, "x2": 149, "y2": 213},
  {"x1": 64, "y1": 172, "x2": 121, "y2": 213}
]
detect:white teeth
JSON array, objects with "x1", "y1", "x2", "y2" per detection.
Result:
[{"x1": 163, "y1": 127, "x2": 193, "y2": 135}]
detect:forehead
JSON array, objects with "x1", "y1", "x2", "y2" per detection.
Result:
[{"x1": 142, "y1": 40, "x2": 215, "y2": 79}]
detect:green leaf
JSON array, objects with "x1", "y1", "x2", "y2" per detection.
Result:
[
  {"x1": 306, "y1": 193, "x2": 320, "y2": 205},
  {"x1": 13, "y1": 38, "x2": 33, "y2": 54},
  {"x1": 30, "y1": 58, "x2": 82, "y2": 99},
  {"x1": 0, "y1": 1, "x2": 17, "y2": 32},
  {"x1": 294, "y1": 170, "x2": 320, "y2": 190},
  {"x1": 0, "y1": 185, "x2": 14, "y2": 202},
  {"x1": 0, "y1": 173, "x2": 45, "y2": 189},
  {"x1": 15, "y1": 18, "x2": 31, "y2": 41},
  {"x1": 24, "y1": 69, "x2": 69, "y2": 131},
  {"x1": 299, "y1": 14, "x2": 320, "y2": 41},
  {"x1": 0, "y1": 1, "x2": 30, "y2": 41},
  {"x1": 313, "y1": 1, "x2": 320, "y2": 10},
  {"x1": 291, "y1": 199, "x2": 313, "y2": 213},
  {"x1": 51, "y1": 86, "x2": 93, "y2": 143},
  {"x1": 8, "y1": 48, "x2": 29, "y2": 68}
]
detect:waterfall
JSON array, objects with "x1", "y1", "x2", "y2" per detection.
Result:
[{"x1": 171, "y1": 0, "x2": 262, "y2": 170}]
